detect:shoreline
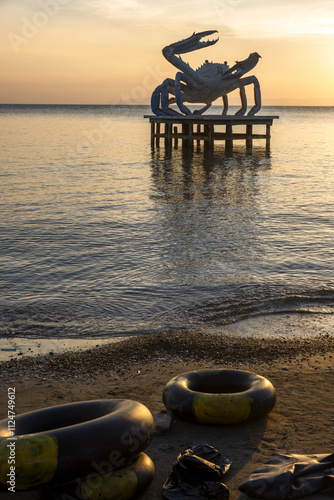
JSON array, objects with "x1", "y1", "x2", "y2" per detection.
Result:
[
  {"x1": 1, "y1": 326, "x2": 334, "y2": 380},
  {"x1": 0, "y1": 336, "x2": 130, "y2": 363},
  {"x1": 0, "y1": 313, "x2": 333, "y2": 500},
  {"x1": 1, "y1": 312, "x2": 333, "y2": 364}
]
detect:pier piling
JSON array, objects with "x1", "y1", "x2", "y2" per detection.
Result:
[{"x1": 145, "y1": 115, "x2": 279, "y2": 153}]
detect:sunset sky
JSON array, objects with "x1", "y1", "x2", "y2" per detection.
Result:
[{"x1": 1, "y1": 0, "x2": 333, "y2": 105}]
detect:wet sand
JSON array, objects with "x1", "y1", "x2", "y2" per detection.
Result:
[{"x1": 0, "y1": 314, "x2": 333, "y2": 499}]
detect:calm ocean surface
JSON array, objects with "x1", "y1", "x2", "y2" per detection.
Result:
[{"x1": 0, "y1": 104, "x2": 333, "y2": 340}]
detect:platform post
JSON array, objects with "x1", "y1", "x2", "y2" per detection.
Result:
[
  {"x1": 145, "y1": 115, "x2": 279, "y2": 152},
  {"x1": 246, "y1": 124, "x2": 253, "y2": 153},
  {"x1": 204, "y1": 124, "x2": 214, "y2": 149},
  {"x1": 209, "y1": 124, "x2": 214, "y2": 149},
  {"x1": 155, "y1": 122, "x2": 160, "y2": 147},
  {"x1": 189, "y1": 122, "x2": 193, "y2": 148},
  {"x1": 196, "y1": 124, "x2": 201, "y2": 148},
  {"x1": 182, "y1": 123, "x2": 192, "y2": 148},
  {"x1": 266, "y1": 123, "x2": 271, "y2": 154},
  {"x1": 225, "y1": 123, "x2": 233, "y2": 152},
  {"x1": 165, "y1": 122, "x2": 172, "y2": 148},
  {"x1": 203, "y1": 124, "x2": 209, "y2": 149},
  {"x1": 173, "y1": 126, "x2": 178, "y2": 148},
  {"x1": 150, "y1": 121, "x2": 155, "y2": 148}
]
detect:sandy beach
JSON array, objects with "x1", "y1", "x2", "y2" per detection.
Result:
[{"x1": 1, "y1": 314, "x2": 333, "y2": 499}]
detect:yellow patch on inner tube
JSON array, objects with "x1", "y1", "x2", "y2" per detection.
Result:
[
  {"x1": 81, "y1": 469, "x2": 138, "y2": 500},
  {"x1": 0, "y1": 434, "x2": 58, "y2": 489},
  {"x1": 193, "y1": 393, "x2": 252, "y2": 424}
]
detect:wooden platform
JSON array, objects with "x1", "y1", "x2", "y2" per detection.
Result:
[{"x1": 144, "y1": 114, "x2": 279, "y2": 153}]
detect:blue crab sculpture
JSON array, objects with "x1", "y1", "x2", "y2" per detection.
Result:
[{"x1": 151, "y1": 30, "x2": 262, "y2": 116}]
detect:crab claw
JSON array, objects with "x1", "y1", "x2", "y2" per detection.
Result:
[{"x1": 163, "y1": 30, "x2": 219, "y2": 56}]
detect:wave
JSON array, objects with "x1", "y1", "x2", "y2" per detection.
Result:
[
  {"x1": 155, "y1": 285, "x2": 334, "y2": 333},
  {"x1": 1, "y1": 287, "x2": 333, "y2": 339}
]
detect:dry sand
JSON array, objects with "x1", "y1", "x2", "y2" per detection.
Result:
[{"x1": 0, "y1": 313, "x2": 333, "y2": 499}]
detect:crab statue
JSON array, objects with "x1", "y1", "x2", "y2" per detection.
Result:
[{"x1": 151, "y1": 30, "x2": 262, "y2": 116}]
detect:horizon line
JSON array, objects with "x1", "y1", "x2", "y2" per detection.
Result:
[{"x1": 1, "y1": 103, "x2": 334, "y2": 108}]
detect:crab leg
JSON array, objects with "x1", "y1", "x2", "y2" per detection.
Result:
[
  {"x1": 151, "y1": 78, "x2": 181, "y2": 116},
  {"x1": 193, "y1": 103, "x2": 212, "y2": 115},
  {"x1": 233, "y1": 76, "x2": 261, "y2": 115},
  {"x1": 222, "y1": 76, "x2": 261, "y2": 116},
  {"x1": 175, "y1": 68, "x2": 212, "y2": 115},
  {"x1": 151, "y1": 82, "x2": 163, "y2": 115},
  {"x1": 248, "y1": 76, "x2": 261, "y2": 115},
  {"x1": 160, "y1": 79, "x2": 182, "y2": 116},
  {"x1": 222, "y1": 95, "x2": 228, "y2": 115},
  {"x1": 235, "y1": 87, "x2": 247, "y2": 116},
  {"x1": 175, "y1": 71, "x2": 199, "y2": 115}
]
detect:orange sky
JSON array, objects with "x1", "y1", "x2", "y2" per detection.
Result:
[{"x1": 1, "y1": 0, "x2": 333, "y2": 105}]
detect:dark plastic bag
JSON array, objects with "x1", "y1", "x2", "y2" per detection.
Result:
[
  {"x1": 162, "y1": 443, "x2": 231, "y2": 500},
  {"x1": 238, "y1": 453, "x2": 334, "y2": 499}
]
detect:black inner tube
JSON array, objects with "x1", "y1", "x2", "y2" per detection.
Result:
[
  {"x1": 163, "y1": 369, "x2": 276, "y2": 424},
  {"x1": 188, "y1": 378, "x2": 252, "y2": 394},
  {"x1": 8, "y1": 400, "x2": 120, "y2": 435},
  {"x1": 0, "y1": 399, "x2": 155, "y2": 491}
]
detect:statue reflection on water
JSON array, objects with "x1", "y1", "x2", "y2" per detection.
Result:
[{"x1": 149, "y1": 143, "x2": 271, "y2": 204}]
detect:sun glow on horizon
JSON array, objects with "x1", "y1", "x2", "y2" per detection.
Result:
[{"x1": 0, "y1": 0, "x2": 333, "y2": 105}]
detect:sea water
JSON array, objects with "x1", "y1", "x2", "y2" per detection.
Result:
[{"x1": 0, "y1": 104, "x2": 333, "y2": 341}]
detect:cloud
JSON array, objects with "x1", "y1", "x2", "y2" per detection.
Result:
[
  {"x1": 74, "y1": 0, "x2": 169, "y2": 24},
  {"x1": 67, "y1": 0, "x2": 334, "y2": 37},
  {"x1": 226, "y1": 0, "x2": 334, "y2": 37}
]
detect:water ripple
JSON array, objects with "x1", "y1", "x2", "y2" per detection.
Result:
[{"x1": 0, "y1": 105, "x2": 334, "y2": 339}]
